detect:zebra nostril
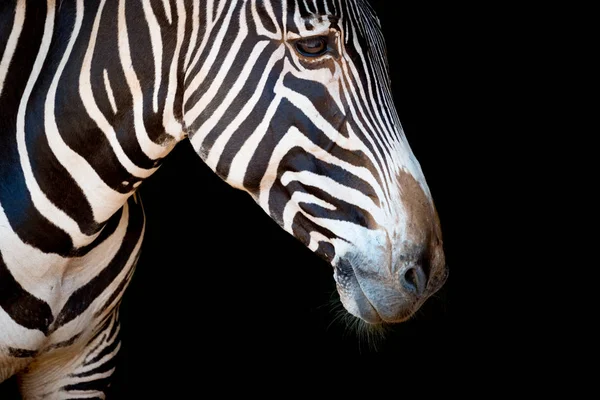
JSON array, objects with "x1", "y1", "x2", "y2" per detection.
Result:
[{"x1": 401, "y1": 265, "x2": 427, "y2": 296}]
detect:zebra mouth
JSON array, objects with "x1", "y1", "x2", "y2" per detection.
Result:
[
  {"x1": 335, "y1": 270, "x2": 442, "y2": 325},
  {"x1": 336, "y1": 282, "x2": 384, "y2": 325},
  {"x1": 334, "y1": 270, "x2": 385, "y2": 324}
]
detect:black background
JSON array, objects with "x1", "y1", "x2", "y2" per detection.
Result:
[{"x1": 1, "y1": 1, "x2": 457, "y2": 397}]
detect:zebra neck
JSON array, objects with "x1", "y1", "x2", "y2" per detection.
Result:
[{"x1": 0, "y1": 0, "x2": 187, "y2": 252}]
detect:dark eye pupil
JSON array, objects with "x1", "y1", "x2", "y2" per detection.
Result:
[{"x1": 296, "y1": 37, "x2": 328, "y2": 56}]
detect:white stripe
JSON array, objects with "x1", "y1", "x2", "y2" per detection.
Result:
[
  {"x1": 301, "y1": 0, "x2": 312, "y2": 15},
  {"x1": 225, "y1": 90, "x2": 284, "y2": 188},
  {"x1": 77, "y1": 333, "x2": 121, "y2": 374},
  {"x1": 118, "y1": 0, "x2": 173, "y2": 158},
  {"x1": 46, "y1": 0, "x2": 130, "y2": 225},
  {"x1": 338, "y1": 74, "x2": 396, "y2": 209},
  {"x1": 280, "y1": 197, "x2": 376, "y2": 249},
  {"x1": 198, "y1": 41, "x2": 277, "y2": 166},
  {"x1": 282, "y1": 192, "x2": 335, "y2": 233},
  {"x1": 52, "y1": 203, "x2": 129, "y2": 319},
  {"x1": 339, "y1": 7, "x2": 401, "y2": 208},
  {"x1": 285, "y1": 54, "x2": 346, "y2": 117},
  {"x1": 162, "y1": 0, "x2": 186, "y2": 140},
  {"x1": 308, "y1": 217, "x2": 373, "y2": 247},
  {"x1": 141, "y1": 0, "x2": 163, "y2": 113},
  {"x1": 83, "y1": 319, "x2": 114, "y2": 364},
  {"x1": 79, "y1": 0, "x2": 155, "y2": 178},
  {"x1": 0, "y1": 0, "x2": 25, "y2": 98},
  {"x1": 250, "y1": 0, "x2": 281, "y2": 39},
  {"x1": 102, "y1": 69, "x2": 117, "y2": 114},
  {"x1": 0, "y1": 303, "x2": 46, "y2": 355},
  {"x1": 346, "y1": 27, "x2": 396, "y2": 145},
  {"x1": 308, "y1": 231, "x2": 330, "y2": 252},
  {"x1": 15, "y1": 0, "x2": 95, "y2": 247},
  {"x1": 183, "y1": 0, "x2": 229, "y2": 82},
  {"x1": 226, "y1": 58, "x2": 369, "y2": 190},
  {"x1": 162, "y1": 0, "x2": 172, "y2": 24},
  {"x1": 257, "y1": 127, "x2": 388, "y2": 226},
  {"x1": 184, "y1": 0, "x2": 239, "y2": 102},
  {"x1": 281, "y1": 170, "x2": 381, "y2": 220},
  {"x1": 276, "y1": 65, "x2": 361, "y2": 151},
  {"x1": 281, "y1": 0, "x2": 288, "y2": 36},
  {"x1": 0, "y1": 202, "x2": 66, "y2": 310},
  {"x1": 183, "y1": 0, "x2": 199, "y2": 71},
  {"x1": 50, "y1": 203, "x2": 144, "y2": 341}
]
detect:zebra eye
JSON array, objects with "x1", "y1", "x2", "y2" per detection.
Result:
[{"x1": 295, "y1": 36, "x2": 329, "y2": 57}]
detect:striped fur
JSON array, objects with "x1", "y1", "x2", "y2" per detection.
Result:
[{"x1": 1, "y1": 0, "x2": 447, "y2": 397}]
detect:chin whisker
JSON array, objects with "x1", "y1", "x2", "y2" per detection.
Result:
[
  {"x1": 325, "y1": 290, "x2": 349, "y2": 332},
  {"x1": 325, "y1": 290, "x2": 391, "y2": 353}
]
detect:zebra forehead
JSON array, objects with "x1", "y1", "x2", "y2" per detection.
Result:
[
  {"x1": 250, "y1": 0, "x2": 373, "y2": 32},
  {"x1": 284, "y1": 0, "x2": 340, "y2": 17}
]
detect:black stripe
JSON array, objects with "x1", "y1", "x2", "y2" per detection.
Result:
[
  {"x1": 87, "y1": 299, "x2": 120, "y2": 348},
  {"x1": 282, "y1": 74, "x2": 349, "y2": 138},
  {"x1": 183, "y1": 1, "x2": 245, "y2": 110},
  {"x1": 82, "y1": 327, "x2": 121, "y2": 368},
  {"x1": 253, "y1": 1, "x2": 278, "y2": 34},
  {"x1": 51, "y1": 198, "x2": 144, "y2": 330},
  {"x1": 297, "y1": 0, "x2": 317, "y2": 17},
  {"x1": 72, "y1": 349, "x2": 118, "y2": 378},
  {"x1": 291, "y1": 183, "x2": 376, "y2": 228},
  {"x1": 106, "y1": 309, "x2": 121, "y2": 342},
  {"x1": 0, "y1": 1, "x2": 74, "y2": 255},
  {"x1": 198, "y1": 40, "x2": 282, "y2": 165},
  {"x1": 126, "y1": 1, "x2": 172, "y2": 146},
  {"x1": 53, "y1": 2, "x2": 151, "y2": 191},
  {"x1": 0, "y1": 251, "x2": 54, "y2": 334},
  {"x1": 41, "y1": 332, "x2": 82, "y2": 354},
  {"x1": 62, "y1": 376, "x2": 112, "y2": 394},
  {"x1": 8, "y1": 347, "x2": 38, "y2": 358},
  {"x1": 243, "y1": 97, "x2": 381, "y2": 194},
  {"x1": 24, "y1": 0, "x2": 100, "y2": 236},
  {"x1": 73, "y1": 206, "x2": 123, "y2": 257},
  {"x1": 275, "y1": 145, "x2": 379, "y2": 205},
  {"x1": 0, "y1": 168, "x2": 74, "y2": 255},
  {"x1": 93, "y1": 252, "x2": 137, "y2": 319},
  {"x1": 0, "y1": 1, "x2": 17, "y2": 60}
]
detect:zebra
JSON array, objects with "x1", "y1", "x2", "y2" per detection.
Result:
[{"x1": 0, "y1": 0, "x2": 448, "y2": 397}]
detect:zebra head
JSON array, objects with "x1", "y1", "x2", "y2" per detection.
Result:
[{"x1": 184, "y1": 0, "x2": 447, "y2": 324}]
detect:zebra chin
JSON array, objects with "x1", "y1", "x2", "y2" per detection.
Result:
[
  {"x1": 332, "y1": 238, "x2": 448, "y2": 325},
  {"x1": 334, "y1": 267, "x2": 449, "y2": 325}
]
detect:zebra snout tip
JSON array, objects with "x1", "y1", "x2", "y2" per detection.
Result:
[
  {"x1": 396, "y1": 239, "x2": 448, "y2": 301},
  {"x1": 335, "y1": 248, "x2": 448, "y2": 325}
]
